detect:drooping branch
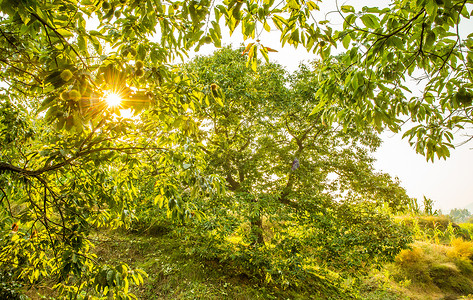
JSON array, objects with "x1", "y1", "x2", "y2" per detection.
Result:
[
  {"x1": 30, "y1": 12, "x2": 89, "y2": 68},
  {"x1": 0, "y1": 146, "x2": 168, "y2": 177},
  {"x1": 0, "y1": 186, "x2": 14, "y2": 217}
]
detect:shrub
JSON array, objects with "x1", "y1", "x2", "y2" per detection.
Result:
[
  {"x1": 395, "y1": 246, "x2": 424, "y2": 267},
  {"x1": 418, "y1": 215, "x2": 452, "y2": 230},
  {"x1": 453, "y1": 258, "x2": 473, "y2": 275},
  {"x1": 448, "y1": 238, "x2": 473, "y2": 260},
  {"x1": 460, "y1": 223, "x2": 473, "y2": 239},
  {"x1": 396, "y1": 215, "x2": 469, "y2": 242},
  {"x1": 392, "y1": 244, "x2": 433, "y2": 285},
  {"x1": 0, "y1": 271, "x2": 24, "y2": 300}
]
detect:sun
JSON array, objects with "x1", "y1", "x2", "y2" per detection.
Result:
[{"x1": 104, "y1": 91, "x2": 123, "y2": 107}]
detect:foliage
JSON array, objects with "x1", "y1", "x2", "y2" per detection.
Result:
[
  {"x1": 90, "y1": 227, "x2": 355, "y2": 299},
  {"x1": 172, "y1": 48, "x2": 413, "y2": 297},
  {"x1": 59, "y1": 222, "x2": 473, "y2": 300},
  {"x1": 381, "y1": 240, "x2": 473, "y2": 298},
  {"x1": 450, "y1": 208, "x2": 472, "y2": 223},
  {"x1": 448, "y1": 237, "x2": 473, "y2": 259},
  {"x1": 1, "y1": 0, "x2": 469, "y2": 297},
  {"x1": 321, "y1": 0, "x2": 473, "y2": 161},
  {"x1": 396, "y1": 214, "x2": 470, "y2": 244},
  {"x1": 185, "y1": 46, "x2": 413, "y2": 210},
  {"x1": 0, "y1": 70, "x2": 218, "y2": 297},
  {"x1": 407, "y1": 196, "x2": 441, "y2": 216},
  {"x1": 0, "y1": 270, "x2": 26, "y2": 300},
  {"x1": 359, "y1": 214, "x2": 473, "y2": 300},
  {"x1": 422, "y1": 196, "x2": 437, "y2": 215}
]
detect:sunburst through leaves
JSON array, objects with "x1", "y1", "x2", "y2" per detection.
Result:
[{"x1": 104, "y1": 91, "x2": 123, "y2": 107}]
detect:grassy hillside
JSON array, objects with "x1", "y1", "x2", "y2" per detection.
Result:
[
  {"x1": 13, "y1": 215, "x2": 473, "y2": 299},
  {"x1": 93, "y1": 227, "x2": 317, "y2": 299},
  {"x1": 83, "y1": 215, "x2": 473, "y2": 300}
]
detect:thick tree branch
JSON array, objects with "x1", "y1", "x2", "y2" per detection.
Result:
[
  {"x1": 226, "y1": 173, "x2": 241, "y2": 191},
  {"x1": 0, "y1": 146, "x2": 168, "y2": 177},
  {"x1": 278, "y1": 123, "x2": 325, "y2": 207}
]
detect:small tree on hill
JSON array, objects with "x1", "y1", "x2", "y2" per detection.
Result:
[{"x1": 180, "y1": 48, "x2": 413, "y2": 291}]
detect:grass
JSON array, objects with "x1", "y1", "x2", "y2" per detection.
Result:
[
  {"x1": 355, "y1": 215, "x2": 473, "y2": 300},
  {"x1": 93, "y1": 225, "x2": 301, "y2": 299},
  {"x1": 19, "y1": 215, "x2": 473, "y2": 299},
  {"x1": 90, "y1": 215, "x2": 473, "y2": 300}
]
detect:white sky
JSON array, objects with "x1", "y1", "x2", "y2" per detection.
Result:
[{"x1": 374, "y1": 131, "x2": 473, "y2": 212}]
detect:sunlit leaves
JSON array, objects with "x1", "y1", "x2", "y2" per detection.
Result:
[
  {"x1": 360, "y1": 14, "x2": 380, "y2": 29},
  {"x1": 0, "y1": 0, "x2": 471, "y2": 297},
  {"x1": 179, "y1": 49, "x2": 412, "y2": 287},
  {"x1": 321, "y1": 0, "x2": 473, "y2": 160}
]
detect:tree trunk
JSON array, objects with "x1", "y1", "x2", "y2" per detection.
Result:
[{"x1": 250, "y1": 216, "x2": 264, "y2": 245}]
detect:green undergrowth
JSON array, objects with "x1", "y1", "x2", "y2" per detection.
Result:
[
  {"x1": 23, "y1": 215, "x2": 473, "y2": 299},
  {"x1": 92, "y1": 225, "x2": 337, "y2": 299},
  {"x1": 359, "y1": 241, "x2": 473, "y2": 299},
  {"x1": 90, "y1": 215, "x2": 473, "y2": 300}
]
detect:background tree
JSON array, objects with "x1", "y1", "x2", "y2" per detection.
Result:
[
  {"x1": 450, "y1": 208, "x2": 472, "y2": 223},
  {"x1": 178, "y1": 48, "x2": 412, "y2": 293}
]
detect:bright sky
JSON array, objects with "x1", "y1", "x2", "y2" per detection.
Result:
[
  {"x1": 192, "y1": 0, "x2": 473, "y2": 212},
  {"x1": 375, "y1": 131, "x2": 473, "y2": 213}
]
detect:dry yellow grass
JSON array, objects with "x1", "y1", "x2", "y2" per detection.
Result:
[{"x1": 448, "y1": 238, "x2": 473, "y2": 260}]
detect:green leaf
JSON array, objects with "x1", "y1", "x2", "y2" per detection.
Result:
[
  {"x1": 89, "y1": 35, "x2": 102, "y2": 55},
  {"x1": 340, "y1": 5, "x2": 354, "y2": 13},
  {"x1": 343, "y1": 14, "x2": 356, "y2": 30},
  {"x1": 213, "y1": 94, "x2": 224, "y2": 106},
  {"x1": 272, "y1": 15, "x2": 287, "y2": 31},
  {"x1": 360, "y1": 14, "x2": 380, "y2": 29},
  {"x1": 260, "y1": 46, "x2": 269, "y2": 62},
  {"x1": 342, "y1": 34, "x2": 351, "y2": 49},
  {"x1": 425, "y1": 0, "x2": 437, "y2": 17},
  {"x1": 38, "y1": 96, "x2": 56, "y2": 113},
  {"x1": 263, "y1": 21, "x2": 271, "y2": 32},
  {"x1": 56, "y1": 28, "x2": 73, "y2": 38},
  {"x1": 424, "y1": 30, "x2": 435, "y2": 49},
  {"x1": 286, "y1": 0, "x2": 299, "y2": 10},
  {"x1": 77, "y1": 35, "x2": 87, "y2": 53},
  {"x1": 309, "y1": 98, "x2": 327, "y2": 116},
  {"x1": 306, "y1": 1, "x2": 318, "y2": 10},
  {"x1": 290, "y1": 29, "x2": 300, "y2": 43}
]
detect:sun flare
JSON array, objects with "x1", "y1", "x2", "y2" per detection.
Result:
[{"x1": 104, "y1": 92, "x2": 123, "y2": 107}]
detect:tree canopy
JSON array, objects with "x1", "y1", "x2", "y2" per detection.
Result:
[
  {"x1": 450, "y1": 208, "x2": 472, "y2": 223},
  {"x1": 0, "y1": 0, "x2": 471, "y2": 157},
  {"x1": 0, "y1": 0, "x2": 471, "y2": 297}
]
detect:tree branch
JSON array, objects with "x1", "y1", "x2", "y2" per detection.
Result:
[{"x1": 0, "y1": 146, "x2": 168, "y2": 177}]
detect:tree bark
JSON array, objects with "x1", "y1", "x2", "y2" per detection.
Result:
[{"x1": 250, "y1": 216, "x2": 264, "y2": 245}]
